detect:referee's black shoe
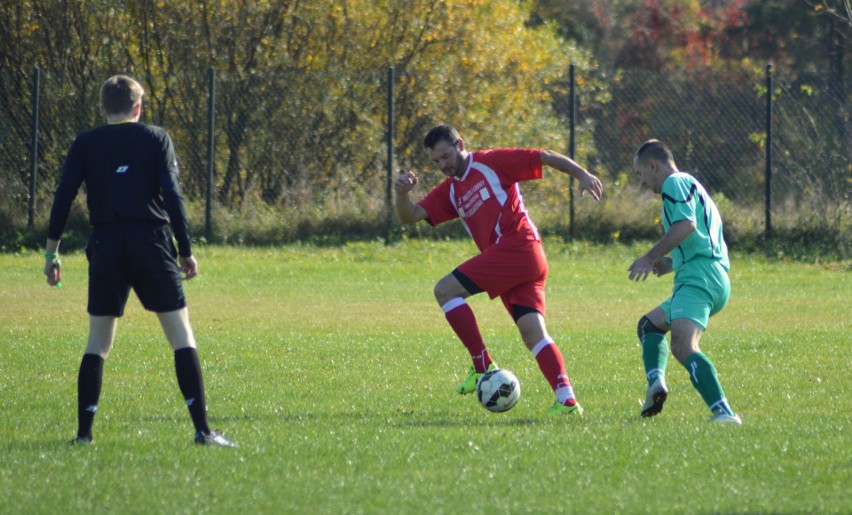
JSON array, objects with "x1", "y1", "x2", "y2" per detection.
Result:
[{"x1": 194, "y1": 429, "x2": 237, "y2": 447}]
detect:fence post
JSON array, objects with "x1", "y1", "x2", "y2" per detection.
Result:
[
  {"x1": 568, "y1": 63, "x2": 576, "y2": 240},
  {"x1": 28, "y1": 67, "x2": 40, "y2": 230},
  {"x1": 386, "y1": 66, "x2": 394, "y2": 242},
  {"x1": 764, "y1": 63, "x2": 772, "y2": 240},
  {"x1": 205, "y1": 67, "x2": 215, "y2": 242}
]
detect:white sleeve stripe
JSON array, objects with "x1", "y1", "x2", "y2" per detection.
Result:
[{"x1": 471, "y1": 162, "x2": 509, "y2": 205}]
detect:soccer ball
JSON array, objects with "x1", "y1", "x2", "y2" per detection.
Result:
[{"x1": 476, "y1": 369, "x2": 521, "y2": 412}]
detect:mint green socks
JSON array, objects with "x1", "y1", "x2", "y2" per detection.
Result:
[
  {"x1": 682, "y1": 352, "x2": 734, "y2": 416},
  {"x1": 639, "y1": 318, "x2": 668, "y2": 385},
  {"x1": 639, "y1": 317, "x2": 735, "y2": 417}
]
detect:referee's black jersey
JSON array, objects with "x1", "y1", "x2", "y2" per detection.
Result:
[{"x1": 48, "y1": 122, "x2": 192, "y2": 257}]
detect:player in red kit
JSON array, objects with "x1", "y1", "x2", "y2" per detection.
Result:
[{"x1": 395, "y1": 125, "x2": 603, "y2": 416}]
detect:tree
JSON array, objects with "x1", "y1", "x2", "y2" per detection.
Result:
[{"x1": 1, "y1": 0, "x2": 584, "y2": 217}]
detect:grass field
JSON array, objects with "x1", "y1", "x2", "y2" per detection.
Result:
[{"x1": 0, "y1": 240, "x2": 849, "y2": 514}]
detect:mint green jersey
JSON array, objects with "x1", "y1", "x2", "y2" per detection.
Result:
[{"x1": 661, "y1": 172, "x2": 729, "y2": 272}]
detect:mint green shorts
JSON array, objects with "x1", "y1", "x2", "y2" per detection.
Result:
[{"x1": 660, "y1": 259, "x2": 730, "y2": 331}]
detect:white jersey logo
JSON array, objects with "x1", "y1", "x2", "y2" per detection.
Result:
[{"x1": 115, "y1": 165, "x2": 129, "y2": 174}]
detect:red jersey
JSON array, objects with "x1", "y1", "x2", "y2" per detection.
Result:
[{"x1": 418, "y1": 148, "x2": 543, "y2": 251}]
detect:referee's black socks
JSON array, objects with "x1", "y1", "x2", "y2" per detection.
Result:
[
  {"x1": 77, "y1": 353, "x2": 104, "y2": 441},
  {"x1": 173, "y1": 347, "x2": 211, "y2": 434}
]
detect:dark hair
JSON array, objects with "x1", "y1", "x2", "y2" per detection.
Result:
[
  {"x1": 635, "y1": 139, "x2": 675, "y2": 166},
  {"x1": 423, "y1": 125, "x2": 461, "y2": 149},
  {"x1": 100, "y1": 75, "x2": 144, "y2": 115}
]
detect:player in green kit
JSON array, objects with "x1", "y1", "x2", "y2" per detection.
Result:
[{"x1": 628, "y1": 139, "x2": 741, "y2": 424}]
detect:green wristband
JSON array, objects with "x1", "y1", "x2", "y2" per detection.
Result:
[{"x1": 44, "y1": 251, "x2": 59, "y2": 261}]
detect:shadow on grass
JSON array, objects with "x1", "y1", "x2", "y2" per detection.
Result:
[
  {"x1": 121, "y1": 404, "x2": 686, "y2": 432},
  {"x1": 387, "y1": 416, "x2": 545, "y2": 428}
]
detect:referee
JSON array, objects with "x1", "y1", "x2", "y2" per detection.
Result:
[{"x1": 43, "y1": 75, "x2": 235, "y2": 446}]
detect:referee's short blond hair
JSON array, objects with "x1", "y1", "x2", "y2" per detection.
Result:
[{"x1": 100, "y1": 75, "x2": 144, "y2": 116}]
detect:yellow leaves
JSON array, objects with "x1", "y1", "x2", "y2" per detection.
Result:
[
  {"x1": 749, "y1": 132, "x2": 767, "y2": 148},
  {"x1": 13, "y1": 0, "x2": 583, "y2": 196}
]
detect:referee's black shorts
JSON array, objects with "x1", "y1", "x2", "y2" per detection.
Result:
[{"x1": 86, "y1": 223, "x2": 187, "y2": 317}]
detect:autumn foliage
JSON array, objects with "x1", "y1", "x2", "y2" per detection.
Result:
[{"x1": 0, "y1": 1, "x2": 847, "y2": 252}]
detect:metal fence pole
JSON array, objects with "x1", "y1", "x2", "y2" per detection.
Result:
[
  {"x1": 28, "y1": 67, "x2": 40, "y2": 230},
  {"x1": 205, "y1": 67, "x2": 215, "y2": 242},
  {"x1": 568, "y1": 63, "x2": 576, "y2": 240},
  {"x1": 764, "y1": 63, "x2": 772, "y2": 240},
  {"x1": 386, "y1": 66, "x2": 394, "y2": 242}
]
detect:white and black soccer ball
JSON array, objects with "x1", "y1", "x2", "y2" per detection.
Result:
[{"x1": 476, "y1": 369, "x2": 521, "y2": 412}]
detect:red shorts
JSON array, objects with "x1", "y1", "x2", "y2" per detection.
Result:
[{"x1": 456, "y1": 239, "x2": 548, "y2": 316}]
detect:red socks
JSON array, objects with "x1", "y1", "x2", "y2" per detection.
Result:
[
  {"x1": 443, "y1": 299, "x2": 576, "y2": 405},
  {"x1": 442, "y1": 298, "x2": 493, "y2": 373},
  {"x1": 531, "y1": 338, "x2": 576, "y2": 406}
]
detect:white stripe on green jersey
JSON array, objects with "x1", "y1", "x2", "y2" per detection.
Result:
[{"x1": 661, "y1": 172, "x2": 730, "y2": 272}]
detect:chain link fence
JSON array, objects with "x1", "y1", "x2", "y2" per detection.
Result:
[
  {"x1": 1, "y1": 64, "x2": 848, "y2": 255},
  {"x1": 772, "y1": 70, "x2": 850, "y2": 228},
  {"x1": 0, "y1": 69, "x2": 34, "y2": 231},
  {"x1": 584, "y1": 67, "x2": 766, "y2": 200}
]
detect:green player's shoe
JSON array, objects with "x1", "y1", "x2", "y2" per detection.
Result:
[
  {"x1": 710, "y1": 412, "x2": 742, "y2": 425},
  {"x1": 641, "y1": 377, "x2": 668, "y2": 417},
  {"x1": 456, "y1": 363, "x2": 497, "y2": 395},
  {"x1": 547, "y1": 400, "x2": 584, "y2": 417}
]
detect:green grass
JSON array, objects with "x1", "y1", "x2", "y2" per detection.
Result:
[{"x1": 1, "y1": 240, "x2": 849, "y2": 513}]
